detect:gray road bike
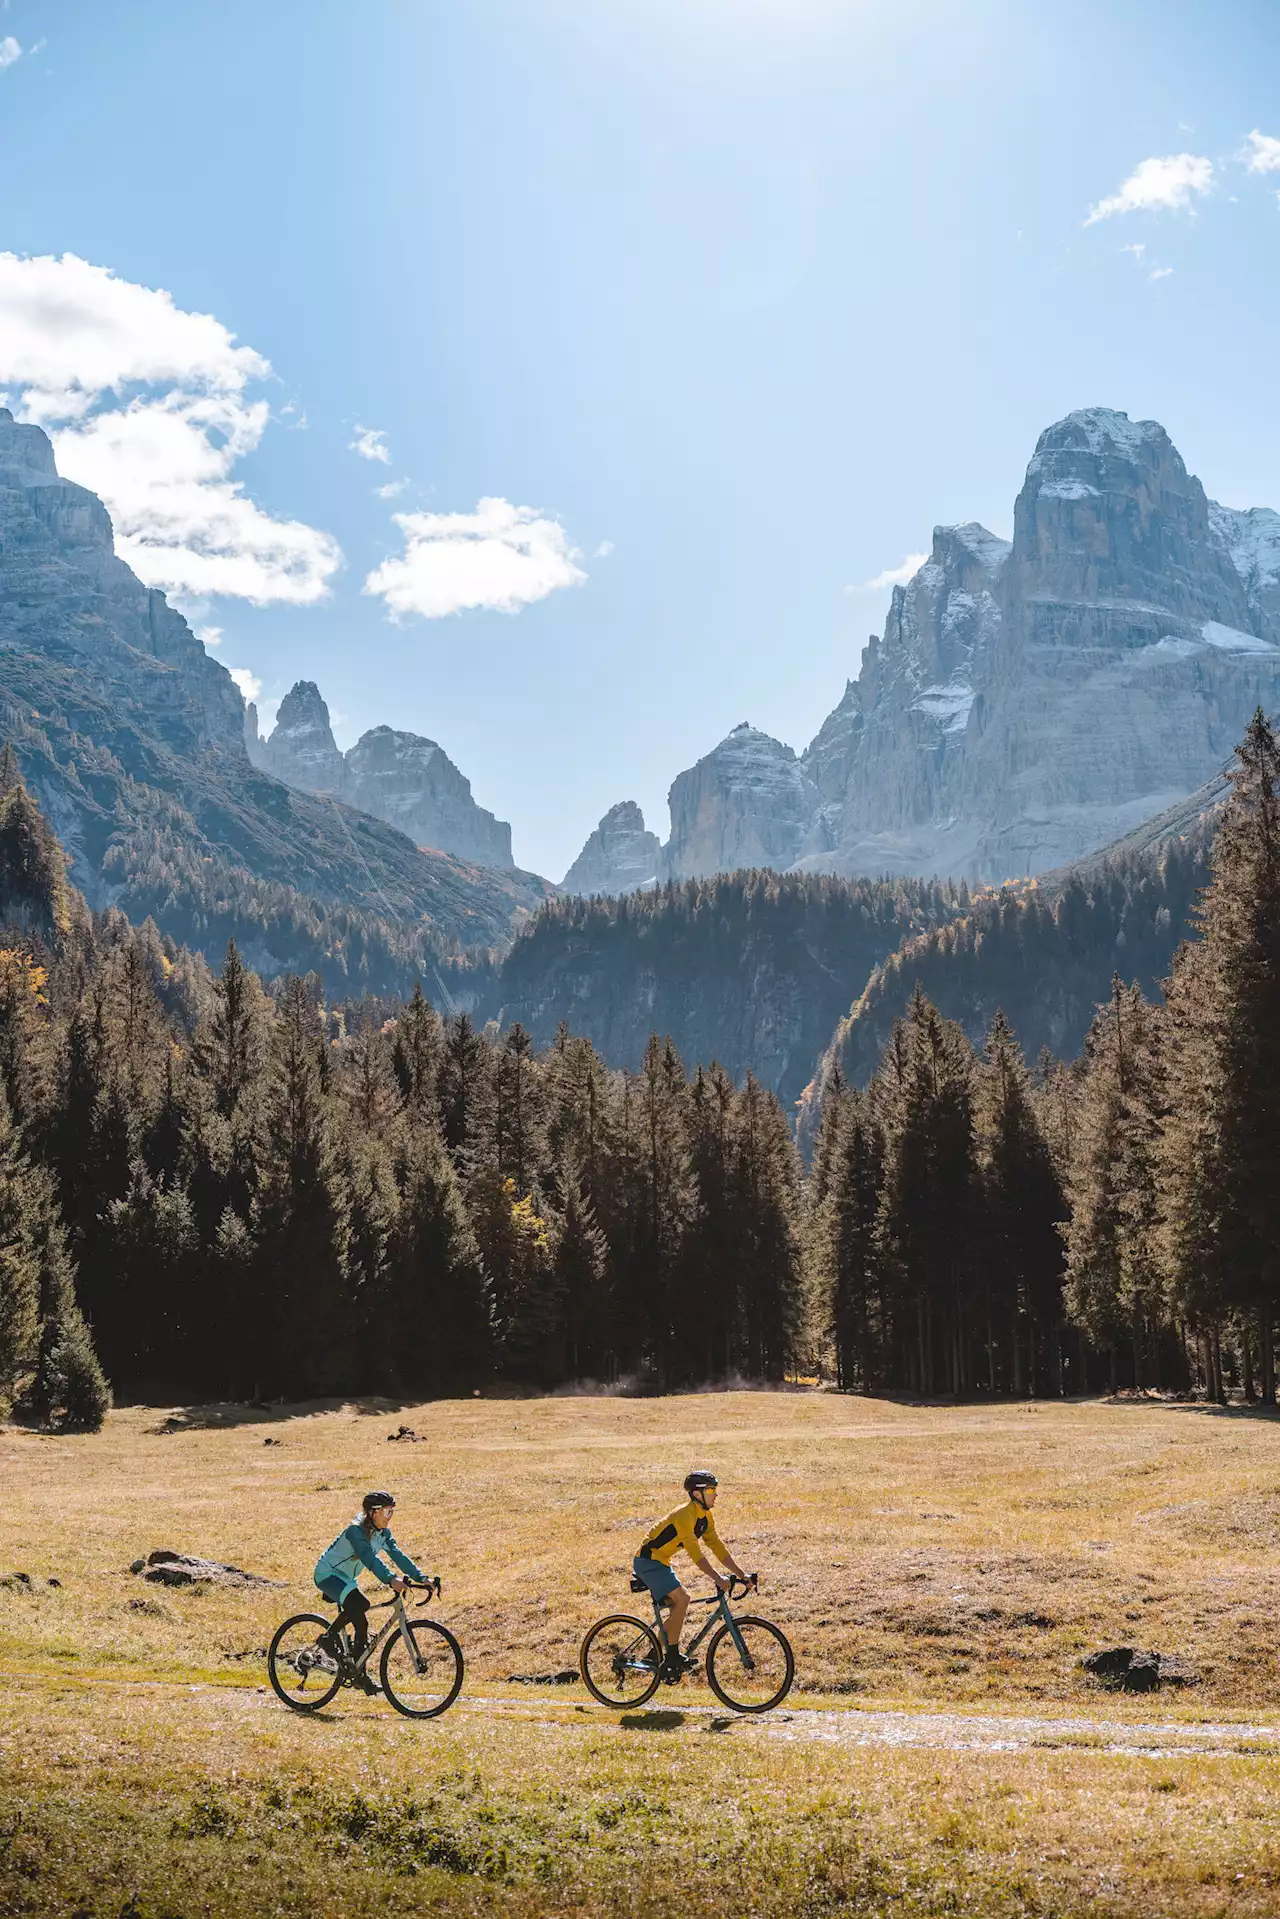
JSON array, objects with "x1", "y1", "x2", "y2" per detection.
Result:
[
  {"x1": 579, "y1": 1573, "x2": 794, "y2": 1714},
  {"x1": 268, "y1": 1577, "x2": 464, "y2": 1719}
]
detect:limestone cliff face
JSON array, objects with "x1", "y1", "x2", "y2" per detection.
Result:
[
  {"x1": 344, "y1": 725, "x2": 512, "y2": 869},
  {"x1": 560, "y1": 801, "x2": 661, "y2": 895},
  {"x1": 660, "y1": 409, "x2": 1280, "y2": 884},
  {"x1": 664, "y1": 724, "x2": 824, "y2": 879},
  {"x1": 261, "y1": 681, "x2": 514, "y2": 869},
  {"x1": 0, "y1": 407, "x2": 246, "y2": 759}
]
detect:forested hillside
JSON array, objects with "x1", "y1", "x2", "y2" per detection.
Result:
[
  {"x1": 3, "y1": 717, "x2": 1278, "y2": 1422},
  {"x1": 809, "y1": 821, "x2": 1213, "y2": 1106},
  {"x1": 489, "y1": 870, "x2": 970, "y2": 1109},
  {"x1": 0, "y1": 659, "x2": 547, "y2": 997}
]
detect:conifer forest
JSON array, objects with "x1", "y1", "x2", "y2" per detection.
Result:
[{"x1": 1, "y1": 716, "x2": 1279, "y2": 1430}]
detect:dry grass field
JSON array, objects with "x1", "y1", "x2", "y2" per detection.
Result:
[{"x1": 5, "y1": 1389, "x2": 1280, "y2": 1916}]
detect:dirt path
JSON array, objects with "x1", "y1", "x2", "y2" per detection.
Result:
[{"x1": 7, "y1": 1666, "x2": 1279, "y2": 1759}]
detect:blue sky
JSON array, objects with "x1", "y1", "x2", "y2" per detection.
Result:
[{"x1": 1, "y1": 0, "x2": 1279, "y2": 879}]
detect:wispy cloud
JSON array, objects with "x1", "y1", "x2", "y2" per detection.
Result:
[
  {"x1": 862, "y1": 552, "x2": 928, "y2": 592},
  {"x1": 364, "y1": 497, "x2": 586, "y2": 621},
  {"x1": 0, "y1": 36, "x2": 20, "y2": 68},
  {"x1": 1244, "y1": 130, "x2": 1280, "y2": 174},
  {"x1": 349, "y1": 424, "x2": 390, "y2": 464},
  {"x1": 375, "y1": 477, "x2": 408, "y2": 499},
  {"x1": 1120, "y1": 242, "x2": 1146, "y2": 260},
  {"x1": 1149, "y1": 265, "x2": 1175, "y2": 281},
  {"x1": 0, "y1": 252, "x2": 341, "y2": 606},
  {"x1": 1085, "y1": 153, "x2": 1213, "y2": 225}
]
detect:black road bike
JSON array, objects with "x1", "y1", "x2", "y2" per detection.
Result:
[
  {"x1": 579, "y1": 1574, "x2": 794, "y2": 1714},
  {"x1": 268, "y1": 1578, "x2": 464, "y2": 1719}
]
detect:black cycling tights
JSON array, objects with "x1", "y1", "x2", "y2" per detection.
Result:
[{"x1": 330, "y1": 1588, "x2": 371, "y2": 1659}]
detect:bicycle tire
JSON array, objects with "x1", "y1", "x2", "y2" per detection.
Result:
[
  {"x1": 379, "y1": 1617, "x2": 465, "y2": 1719},
  {"x1": 705, "y1": 1614, "x2": 795, "y2": 1713},
  {"x1": 268, "y1": 1611, "x2": 345, "y2": 1713},
  {"x1": 579, "y1": 1613, "x2": 664, "y2": 1708}
]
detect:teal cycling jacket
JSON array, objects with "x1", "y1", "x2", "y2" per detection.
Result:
[{"x1": 313, "y1": 1521, "x2": 425, "y2": 1602}]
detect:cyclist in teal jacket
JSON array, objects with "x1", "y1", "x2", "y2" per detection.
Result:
[{"x1": 314, "y1": 1491, "x2": 425, "y2": 1693}]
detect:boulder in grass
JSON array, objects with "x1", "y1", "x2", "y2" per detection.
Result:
[
  {"x1": 0, "y1": 1571, "x2": 60, "y2": 1592},
  {"x1": 136, "y1": 1550, "x2": 282, "y2": 1589},
  {"x1": 1082, "y1": 1647, "x2": 1196, "y2": 1692}
]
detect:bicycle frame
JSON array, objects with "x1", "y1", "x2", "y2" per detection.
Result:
[
  {"x1": 335, "y1": 1577, "x2": 441, "y2": 1679},
  {"x1": 651, "y1": 1577, "x2": 756, "y2": 1669}
]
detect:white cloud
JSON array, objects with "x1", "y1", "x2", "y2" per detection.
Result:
[
  {"x1": 196, "y1": 624, "x2": 224, "y2": 648},
  {"x1": 1149, "y1": 265, "x2": 1175, "y2": 281},
  {"x1": 1084, "y1": 152, "x2": 1213, "y2": 225},
  {"x1": 364, "y1": 497, "x2": 586, "y2": 621},
  {"x1": 228, "y1": 666, "x2": 262, "y2": 703},
  {"x1": 1120, "y1": 242, "x2": 1146, "y2": 260},
  {"x1": 375, "y1": 477, "x2": 408, "y2": 499},
  {"x1": 594, "y1": 539, "x2": 615, "y2": 558},
  {"x1": 0, "y1": 37, "x2": 20, "y2": 68},
  {"x1": 0, "y1": 252, "x2": 342, "y2": 606},
  {"x1": 862, "y1": 552, "x2": 928, "y2": 591},
  {"x1": 1244, "y1": 130, "x2": 1280, "y2": 174},
  {"x1": 350, "y1": 424, "x2": 390, "y2": 464}
]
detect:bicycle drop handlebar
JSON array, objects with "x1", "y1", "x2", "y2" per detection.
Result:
[{"x1": 371, "y1": 1575, "x2": 443, "y2": 1609}]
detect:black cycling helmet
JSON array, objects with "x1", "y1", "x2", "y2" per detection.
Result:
[
  {"x1": 684, "y1": 1470, "x2": 718, "y2": 1496},
  {"x1": 362, "y1": 1491, "x2": 396, "y2": 1513}
]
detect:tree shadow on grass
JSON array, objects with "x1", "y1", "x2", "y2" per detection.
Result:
[
  {"x1": 618, "y1": 1709, "x2": 686, "y2": 1731},
  {"x1": 144, "y1": 1394, "x2": 419, "y2": 1435}
]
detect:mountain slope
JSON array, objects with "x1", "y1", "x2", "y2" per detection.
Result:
[
  {"x1": 803, "y1": 769, "x2": 1225, "y2": 1128},
  {"x1": 0, "y1": 410, "x2": 550, "y2": 982},
  {"x1": 488, "y1": 869, "x2": 969, "y2": 1107}
]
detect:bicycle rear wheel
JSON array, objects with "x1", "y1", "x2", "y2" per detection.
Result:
[
  {"x1": 705, "y1": 1615, "x2": 795, "y2": 1713},
  {"x1": 379, "y1": 1617, "x2": 465, "y2": 1719},
  {"x1": 268, "y1": 1612, "x2": 345, "y2": 1712},
  {"x1": 579, "y1": 1613, "x2": 663, "y2": 1708}
]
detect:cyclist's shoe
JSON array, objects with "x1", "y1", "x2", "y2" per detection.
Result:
[
  {"x1": 351, "y1": 1672, "x2": 381, "y2": 1697},
  {"x1": 661, "y1": 1651, "x2": 695, "y2": 1684}
]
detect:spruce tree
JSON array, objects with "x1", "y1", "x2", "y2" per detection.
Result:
[
  {"x1": 815, "y1": 1086, "x2": 886, "y2": 1390},
  {"x1": 385, "y1": 1129, "x2": 493, "y2": 1393},
  {"x1": 551, "y1": 1157, "x2": 610, "y2": 1380},
  {"x1": 974, "y1": 1011, "x2": 1067, "y2": 1395},
  {"x1": 253, "y1": 976, "x2": 350, "y2": 1398}
]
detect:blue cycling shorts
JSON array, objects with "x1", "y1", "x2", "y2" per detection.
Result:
[{"x1": 633, "y1": 1553, "x2": 681, "y2": 1600}]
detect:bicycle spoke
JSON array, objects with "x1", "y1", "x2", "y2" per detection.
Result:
[
  {"x1": 580, "y1": 1614, "x2": 663, "y2": 1708},
  {"x1": 380, "y1": 1618, "x2": 465, "y2": 1719},
  {"x1": 706, "y1": 1616, "x2": 795, "y2": 1713},
  {"x1": 267, "y1": 1613, "x2": 345, "y2": 1713}
]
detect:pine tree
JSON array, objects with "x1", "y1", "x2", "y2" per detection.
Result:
[
  {"x1": 551, "y1": 1158, "x2": 610, "y2": 1380},
  {"x1": 679, "y1": 1064, "x2": 739, "y2": 1383},
  {"x1": 730, "y1": 1076, "x2": 803, "y2": 1380},
  {"x1": 1063, "y1": 979, "x2": 1167, "y2": 1388},
  {"x1": 389, "y1": 983, "x2": 442, "y2": 1119},
  {"x1": 102, "y1": 1163, "x2": 200, "y2": 1397},
  {"x1": 0, "y1": 745, "x2": 70, "y2": 940},
  {"x1": 384, "y1": 1129, "x2": 493, "y2": 1393},
  {"x1": 1163, "y1": 711, "x2": 1280, "y2": 1400},
  {"x1": 0, "y1": 1093, "x2": 41, "y2": 1416},
  {"x1": 815, "y1": 1086, "x2": 886, "y2": 1390},
  {"x1": 876, "y1": 990, "x2": 980, "y2": 1395},
  {"x1": 24, "y1": 1174, "x2": 110, "y2": 1432},
  {"x1": 253, "y1": 976, "x2": 350, "y2": 1398},
  {"x1": 974, "y1": 1011, "x2": 1068, "y2": 1395}
]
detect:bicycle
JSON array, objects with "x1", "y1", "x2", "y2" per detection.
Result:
[
  {"x1": 579, "y1": 1573, "x2": 794, "y2": 1714},
  {"x1": 267, "y1": 1578, "x2": 464, "y2": 1719}
]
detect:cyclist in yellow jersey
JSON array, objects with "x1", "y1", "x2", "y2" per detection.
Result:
[{"x1": 635, "y1": 1471, "x2": 754, "y2": 1679}]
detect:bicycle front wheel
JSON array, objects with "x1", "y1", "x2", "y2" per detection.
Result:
[
  {"x1": 705, "y1": 1614, "x2": 795, "y2": 1713},
  {"x1": 379, "y1": 1617, "x2": 465, "y2": 1718},
  {"x1": 268, "y1": 1612, "x2": 345, "y2": 1713},
  {"x1": 579, "y1": 1613, "x2": 663, "y2": 1708}
]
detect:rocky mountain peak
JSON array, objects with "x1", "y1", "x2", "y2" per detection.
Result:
[
  {"x1": 660, "y1": 407, "x2": 1280, "y2": 886},
  {"x1": 665, "y1": 722, "x2": 823, "y2": 879},
  {"x1": 0, "y1": 408, "x2": 60, "y2": 487},
  {"x1": 264, "y1": 681, "x2": 346, "y2": 793},
  {"x1": 259, "y1": 686, "x2": 514, "y2": 868},
  {"x1": 0, "y1": 408, "x2": 246, "y2": 760},
  {"x1": 561, "y1": 800, "x2": 662, "y2": 896}
]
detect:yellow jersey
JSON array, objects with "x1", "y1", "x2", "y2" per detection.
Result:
[{"x1": 638, "y1": 1498, "x2": 731, "y2": 1569}]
